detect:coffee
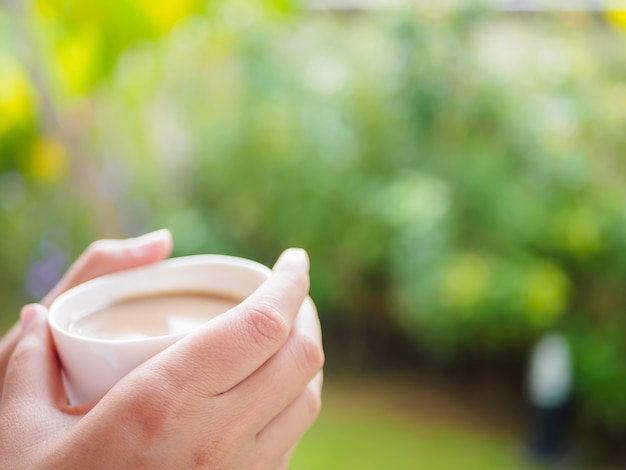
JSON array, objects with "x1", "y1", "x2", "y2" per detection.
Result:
[{"x1": 68, "y1": 291, "x2": 241, "y2": 340}]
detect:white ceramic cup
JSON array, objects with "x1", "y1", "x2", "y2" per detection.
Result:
[{"x1": 48, "y1": 255, "x2": 272, "y2": 405}]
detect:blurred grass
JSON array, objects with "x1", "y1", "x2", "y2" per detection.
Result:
[{"x1": 291, "y1": 377, "x2": 567, "y2": 470}]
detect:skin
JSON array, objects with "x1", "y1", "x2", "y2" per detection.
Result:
[{"x1": 0, "y1": 229, "x2": 324, "y2": 469}]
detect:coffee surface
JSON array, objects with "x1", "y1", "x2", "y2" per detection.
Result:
[{"x1": 69, "y1": 291, "x2": 240, "y2": 340}]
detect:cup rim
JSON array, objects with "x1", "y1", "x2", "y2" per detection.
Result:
[{"x1": 48, "y1": 254, "x2": 272, "y2": 345}]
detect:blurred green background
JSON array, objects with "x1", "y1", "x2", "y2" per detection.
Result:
[{"x1": 2, "y1": 0, "x2": 626, "y2": 468}]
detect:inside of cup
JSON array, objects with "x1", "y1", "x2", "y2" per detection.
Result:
[{"x1": 50, "y1": 255, "x2": 271, "y2": 340}]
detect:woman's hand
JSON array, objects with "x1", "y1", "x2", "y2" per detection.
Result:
[
  {"x1": 0, "y1": 234, "x2": 323, "y2": 469},
  {"x1": 0, "y1": 229, "x2": 173, "y2": 398}
]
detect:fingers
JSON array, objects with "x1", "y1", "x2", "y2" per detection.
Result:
[
  {"x1": 1, "y1": 305, "x2": 66, "y2": 409},
  {"x1": 0, "y1": 324, "x2": 21, "y2": 397},
  {"x1": 144, "y1": 248, "x2": 310, "y2": 397},
  {"x1": 248, "y1": 296, "x2": 323, "y2": 466},
  {"x1": 228, "y1": 297, "x2": 323, "y2": 432},
  {"x1": 41, "y1": 229, "x2": 173, "y2": 307},
  {"x1": 256, "y1": 371, "x2": 323, "y2": 465}
]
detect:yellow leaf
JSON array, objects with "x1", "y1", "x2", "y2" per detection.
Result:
[
  {"x1": 34, "y1": 0, "x2": 56, "y2": 18},
  {"x1": 0, "y1": 56, "x2": 34, "y2": 135},
  {"x1": 30, "y1": 136, "x2": 68, "y2": 182},
  {"x1": 606, "y1": 9, "x2": 626, "y2": 30},
  {"x1": 132, "y1": 0, "x2": 195, "y2": 33},
  {"x1": 56, "y1": 30, "x2": 100, "y2": 94}
]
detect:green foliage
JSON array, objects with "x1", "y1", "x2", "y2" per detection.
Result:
[{"x1": 2, "y1": 1, "x2": 626, "y2": 437}]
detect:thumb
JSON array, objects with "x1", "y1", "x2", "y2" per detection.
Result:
[{"x1": 1, "y1": 304, "x2": 66, "y2": 408}]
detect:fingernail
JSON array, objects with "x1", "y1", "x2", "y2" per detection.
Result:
[
  {"x1": 129, "y1": 229, "x2": 172, "y2": 257},
  {"x1": 133, "y1": 229, "x2": 171, "y2": 245},
  {"x1": 277, "y1": 248, "x2": 309, "y2": 271},
  {"x1": 20, "y1": 304, "x2": 44, "y2": 333}
]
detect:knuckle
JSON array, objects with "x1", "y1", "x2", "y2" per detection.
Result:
[
  {"x1": 119, "y1": 368, "x2": 181, "y2": 444},
  {"x1": 190, "y1": 426, "x2": 239, "y2": 470},
  {"x1": 295, "y1": 332, "x2": 325, "y2": 374},
  {"x1": 245, "y1": 302, "x2": 289, "y2": 347},
  {"x1": 191, "y1": 441, "x2": 218, "y2": 469}
]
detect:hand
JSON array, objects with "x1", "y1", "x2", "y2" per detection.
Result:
[
  {"x1": 0, "y1": 229, "x2": 174, "y2": 398},
  {"x1": 0, "y1": 237, "x2": 323, "y2": 469}
]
